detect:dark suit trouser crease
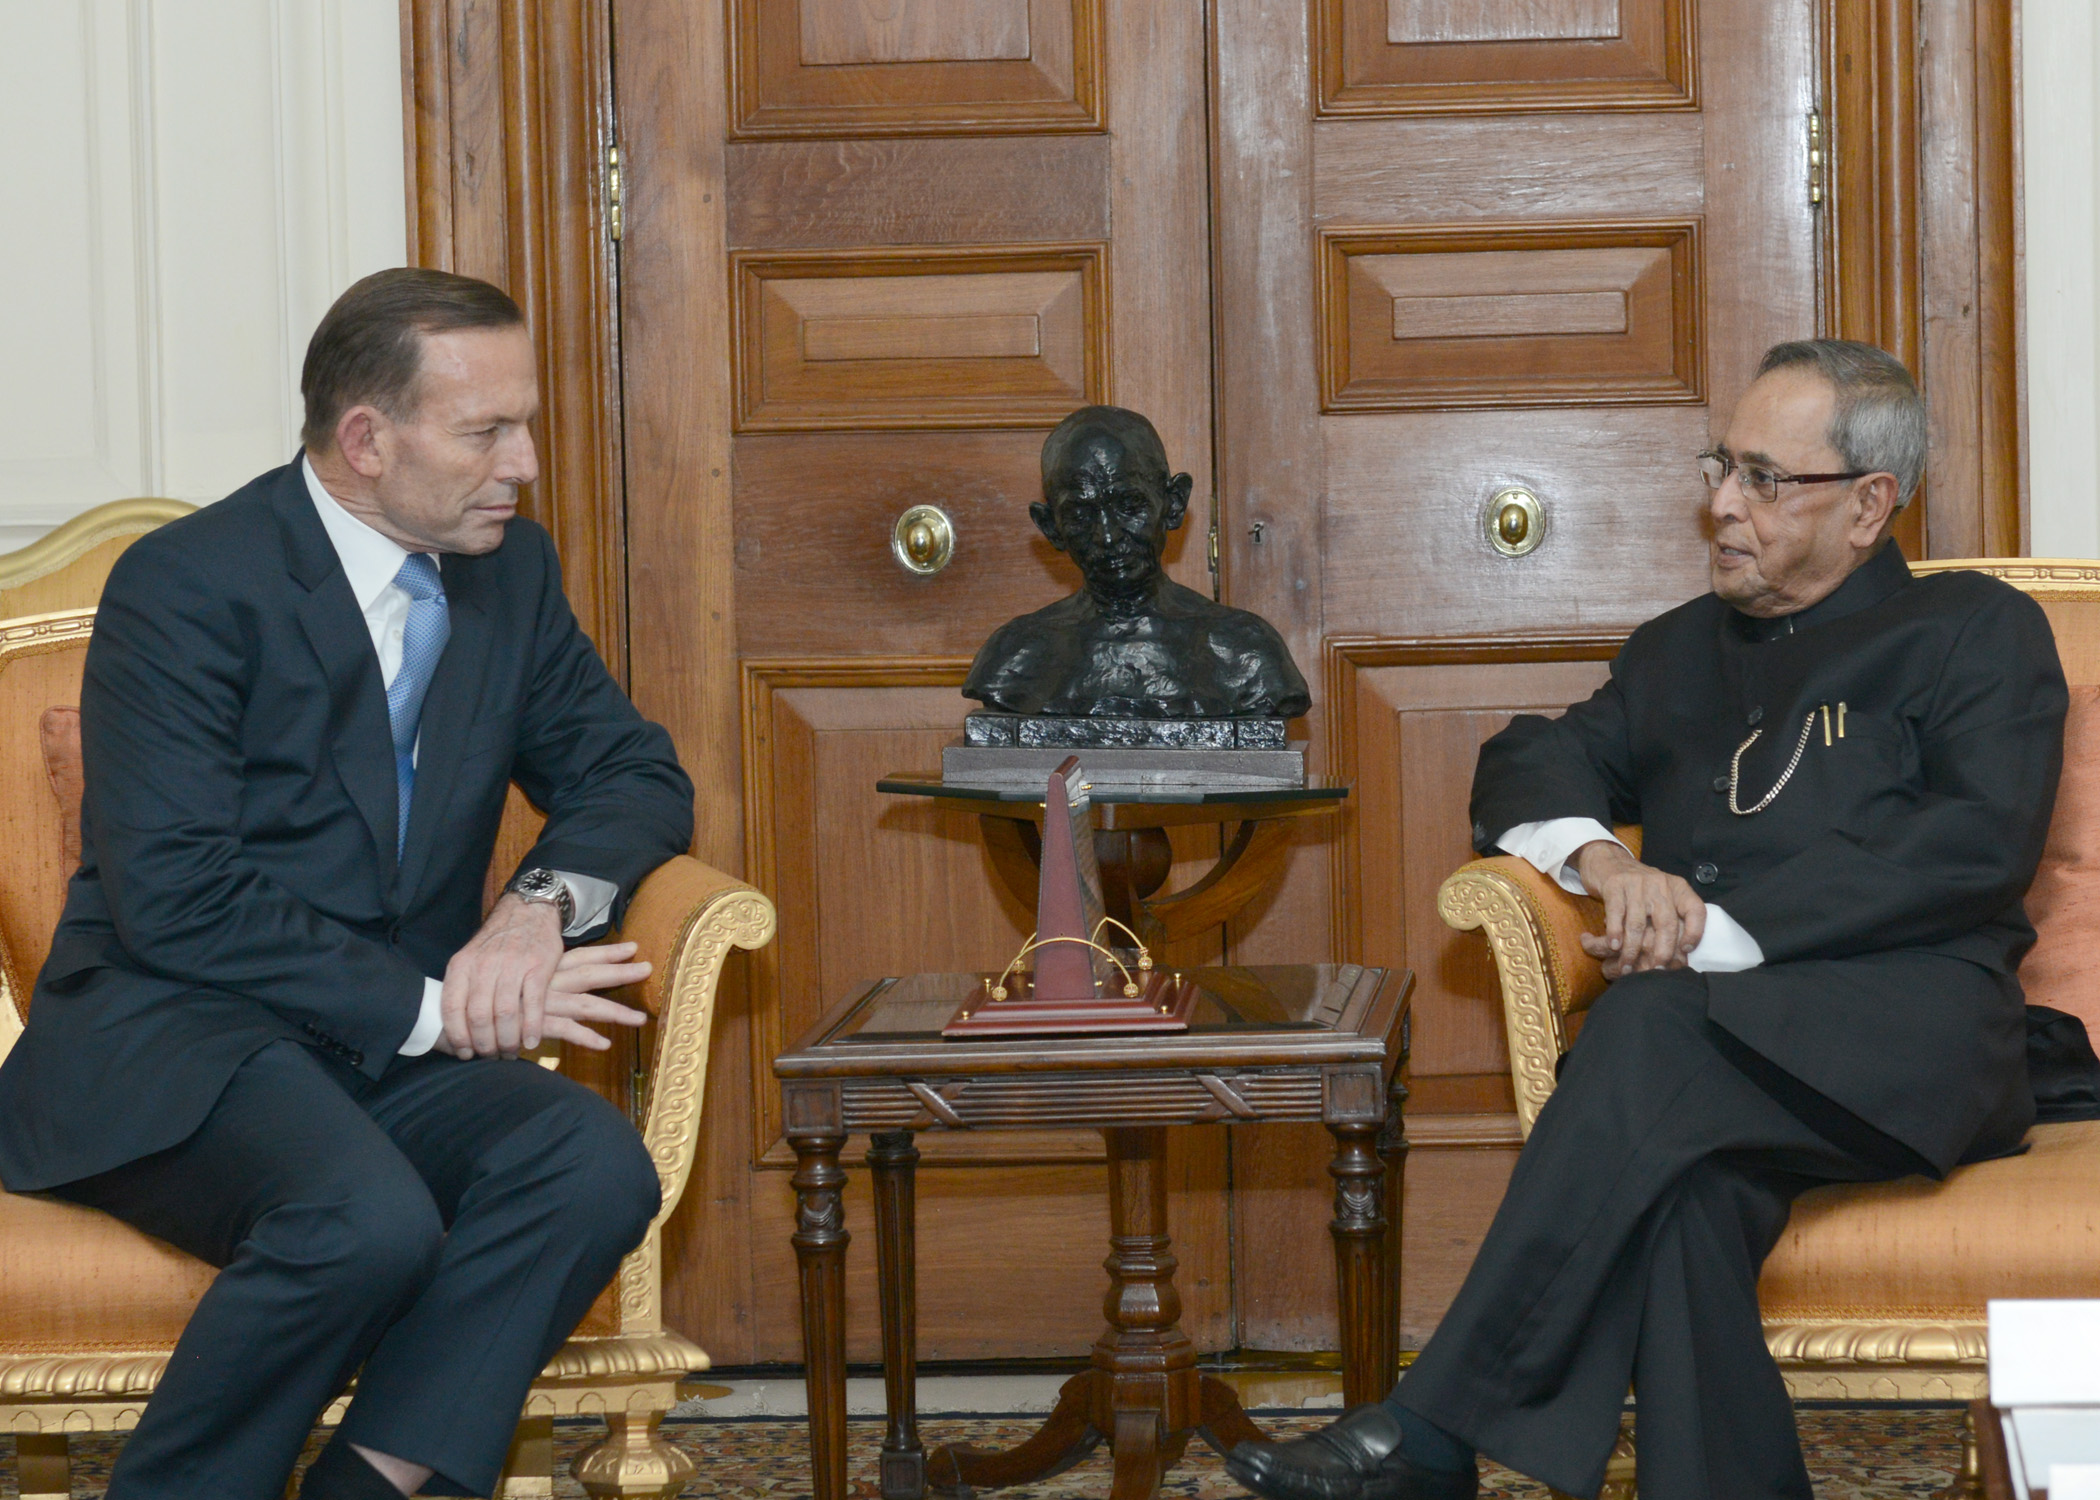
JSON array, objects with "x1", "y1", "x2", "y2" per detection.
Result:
[
  {"x1": 1386, "y1": 971, "x2": 1911, "y2": 1500},
  {"x1": 52, "y1": 1039, "x2": 660, "y2": 1500}
]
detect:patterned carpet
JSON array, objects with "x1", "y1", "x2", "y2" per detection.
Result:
[{"x1": 1, "y1": 1407, "x2": 1965, "y2": 1497}]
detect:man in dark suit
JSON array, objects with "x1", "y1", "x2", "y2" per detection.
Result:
[
  {"x1": 0, "y1": 269, "x2": 695, "y2": 1500},
  {"x1": 1228, "y1": 341, "x2": 2066, "y2": 1500}
]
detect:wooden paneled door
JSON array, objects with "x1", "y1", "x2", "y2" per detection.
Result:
[{"x1": 615, "y1": 0, "x2": 1226, "y2": 1364}]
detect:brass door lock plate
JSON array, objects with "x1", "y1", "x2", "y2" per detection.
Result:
[
  {"x1": 1485, "y1": 487, "x2": 1546, "y2": 557},
  {"x1": 892, "y1": 504, "x2": 955, "y2": 575}
]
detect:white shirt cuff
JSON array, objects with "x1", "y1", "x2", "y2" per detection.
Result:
[
  {"x1": 398, "y1": 976, "x2": 446, "y2": 1056},
  {"x1": 1686, "y1": 904, "x2": 1764, "y2": 973},
  {"x1": 1494, "y1": 818, "x2": 1765, "y2": 973},
  {"x1": 1496, "y1": 817, "x2": 1625, "y2": 895},
  {"x1": 556, "y1": 870, "x2": 618, "y2": 936}
]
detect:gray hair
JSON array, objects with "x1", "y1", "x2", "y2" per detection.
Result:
[{"x1": 1756, "y1": 339, "x2": 1926, "y2": 506}]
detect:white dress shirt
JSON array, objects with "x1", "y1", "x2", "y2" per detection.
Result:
[
  {"x1": 1495, "y1": 816, "x2": 1765, "y2": 973},
  {"x1": 301, "y1": 457, "x2": 618, "y2": 1055}
]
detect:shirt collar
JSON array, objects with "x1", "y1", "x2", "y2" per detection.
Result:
[{"x1": 301, "y1": 454, "x2": 420, "y2": 612}]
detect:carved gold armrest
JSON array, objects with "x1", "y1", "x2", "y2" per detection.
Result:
[
  {"x1": 617, "y1": 855, "x2": 776, "y2": 1225},
  {"x1": 1436, "y1": 853, "x2": 1611, "y2": 1138}
]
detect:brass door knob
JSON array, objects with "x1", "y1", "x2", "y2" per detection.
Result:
[
  {"x1": 1485, "y1": 487, "x2": 1545, "y2": 557},
  {"x1": 892, "y1": 504, "x2": 955, "y2": 574}
]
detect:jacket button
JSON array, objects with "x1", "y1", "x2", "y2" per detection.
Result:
[
  {"x1": 1711, "y1": 775, "x2": 1729, "y2": 793},
  {"x1": 351, "y1": 1052, "x2": 365, "y2": 1068},
  {"x1": 1694, "y1": 862, "x2": 1719, "y2": 885},
  {"x1": 1747, "y1": 705, "x2": 1764, "y2": 726}
]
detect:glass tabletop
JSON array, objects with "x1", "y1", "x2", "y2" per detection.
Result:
[
  {"x1": 821, "y1": 964, "x2": 1370, "y2": 1045},
  {"x1": 876, "y1": 772, "x2": 1350, "y2": 806}
]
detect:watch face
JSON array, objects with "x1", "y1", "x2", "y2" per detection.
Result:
[{"x1": 514, "y1": 869, "x2": 561, "y2": 899}]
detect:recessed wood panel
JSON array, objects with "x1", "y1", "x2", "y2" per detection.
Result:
[
  {"x1": 727, "y1": 136, "x2": 1112, "y2": 250},
  {"x1": 1319, "y1": 221, "x2": 1704, "y2": 411},
  {"x1": 1389, "y1": 0, "x2": 1620, "y2": 44},
  {"x1": 1312, "y1": 116, "x2": 1706, "y2": 227},
  {"x1": 732, "y1": 431, "x2": 1082, "y2": 658},
  {"x1": 733, "y1": 0, "x2": 1106, "y2": 137},
  {"x1": 1324, "y1": 641, "x2": 1618, "y2": 1078},
  {"x1": 1320, "y1": 408, "x2": 1715, "y2": 639},
  {"x1": 1318, "y1": 0, "x2": 1693, "y2": 115},
  {"x1": 733, "y1": 244, "x2": 1108, "y2": 431},
  {"x1": 801, "y1": 0, "x2": 1032, "y2": 64}
]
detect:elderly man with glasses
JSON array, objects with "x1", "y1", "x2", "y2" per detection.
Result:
[{"x1": 1228, "y1": 340, "x2": 2068, "y2": 1500}]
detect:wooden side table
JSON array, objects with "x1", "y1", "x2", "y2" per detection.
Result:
[{"x1": 774, "y1": 964, "x2": 1412, "y2": 1500}]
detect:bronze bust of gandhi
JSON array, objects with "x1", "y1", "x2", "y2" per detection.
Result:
[{"x1": 963, "y1": 407, "x2": 1310, "y2": 721}]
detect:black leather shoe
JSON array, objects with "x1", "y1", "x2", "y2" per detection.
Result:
[{"x1": 1225, "y1": 1404, "x2": 1479, "y2": 1500}]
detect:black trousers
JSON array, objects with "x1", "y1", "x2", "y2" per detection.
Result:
[
  {"x1": 1387, "y1": 970, "x2": 1928, "y2": 1500},
  {"x1": 53, "y1": 1038, "x2": 660, "y2": 1499}
]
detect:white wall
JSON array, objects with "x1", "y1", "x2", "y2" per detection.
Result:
[
  {"x1": 2024, "y1": 2, "x2": 2100, "y2": 557},
  {"x1": 0, "y1": 0, "x2": 404, "y2": 548}
]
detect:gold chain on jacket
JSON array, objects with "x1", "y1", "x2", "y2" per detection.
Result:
[{"x1": 1728, "y1": 712, "x2": 1818, "y2": 815}]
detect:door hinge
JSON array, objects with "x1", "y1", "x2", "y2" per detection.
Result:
[
  {"x1": 606, "y1": 141, "x2": 624, "y2": 242},
  {"x1": 1807, "y1": 108, "x2": 1826, "y2": 209},
  {"x1": 1207, "y1": 513, "x2": 1221, "y2": 600}
]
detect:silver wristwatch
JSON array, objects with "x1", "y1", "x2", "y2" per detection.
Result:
[{"x1": 505, "y1": 867, "x2": 576, "y2": 930}]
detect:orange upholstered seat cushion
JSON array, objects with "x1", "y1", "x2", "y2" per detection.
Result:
[
  {"x1": 1759, "y1": 1119, "x2": 2100, "y2": 1316},
  {"x1": 0, "y1": 1189, "x2": 213, "y2": 1349},
  {"x1": 2021, "y1": 685, "x2": 2100, "y2": 1044}
]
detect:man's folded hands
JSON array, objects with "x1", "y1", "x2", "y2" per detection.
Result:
[
  {"x1": 438, "y1": 894, "x2": 651, "y2": 1059},
  {"x1": 1571, "y1": 839, "x2": 1708, "y2": 979}
]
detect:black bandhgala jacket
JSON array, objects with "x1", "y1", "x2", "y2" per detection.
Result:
[
  {"x1": 0, "y1": 460, "x2": 694, "y2": 1192},
  {"x1": 1470, "y1": 542, "x2": 2068, "y2": 1175}
]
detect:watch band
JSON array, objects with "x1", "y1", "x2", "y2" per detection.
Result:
[{"x1": 505, "y1": 867, "x2": 576, "y2": 930}]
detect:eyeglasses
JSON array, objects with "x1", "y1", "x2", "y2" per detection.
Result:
[{"x1": 1697, "y1": 450, "x2": 1870, "y2": 504}]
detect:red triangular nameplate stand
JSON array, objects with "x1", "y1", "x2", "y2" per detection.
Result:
[{"x1": 944, "y1": 757, "x2": 1197, "y2": 1038}]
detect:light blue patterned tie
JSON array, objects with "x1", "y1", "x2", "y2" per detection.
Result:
[{"x1": 387, "y1": 553, "x2": 451, "y2": 856}]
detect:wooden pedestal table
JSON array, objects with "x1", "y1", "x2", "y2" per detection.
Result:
[
  {"x1": 774, "y1": 963, "x2": 1412, "y2": 1500},
  {"x1": 876, "y1": 776, "x2": 1348, "y2": 948}
]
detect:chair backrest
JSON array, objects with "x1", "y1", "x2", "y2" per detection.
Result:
[
  {"x1": 1911, "y1": 559, "x2": 2100, "y2": 688},
  {"x1": 0, "y1": 500, "x2": 195, "y2": 619},
  {"x1": 1914, "y1": 560, "x2": 2100, "y2": 1040},
  {"x1": 0, "y1": 613, "x2": 97, "y2": 1010}
]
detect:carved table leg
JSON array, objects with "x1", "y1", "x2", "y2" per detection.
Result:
[
  {"x1": 1092, "y1": 1126, "x2": 1200, "y2": 1500},
  {"x1": 1196, "y1": 1374, "x2": 1272, "y2": 1455},
  {"x1": 1376, "y1": 1069, "x2": 1410, "y2": 1391},
  {"x1": 870, "y1": 1129, "x2": 926, "y2": 1500},
  {"x1": 792, "y1": 1133, "x2": 851, "y2": 1500},
  {"x1": 929, "y1": 1126, "x2": 1261, "y2": 1499},
  {"x1": 1328, "y1": 1120, "x2": 1390, "y2": 1408},
  {"x1": 928, "y1": 1369, "x2": 1104, "y2": 1495}
]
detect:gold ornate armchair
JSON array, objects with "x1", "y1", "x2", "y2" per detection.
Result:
[
  {"x1": 0, "y1": 503, "x2": 775, "y2": 1498},
  {"x1": 1438, "y1": 559, "x2": 2100, "y2": 1487}
]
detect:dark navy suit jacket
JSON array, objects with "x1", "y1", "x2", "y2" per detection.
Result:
[{"x1": 0, "y1": 460, "x2": 693, "y2": 1191}]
